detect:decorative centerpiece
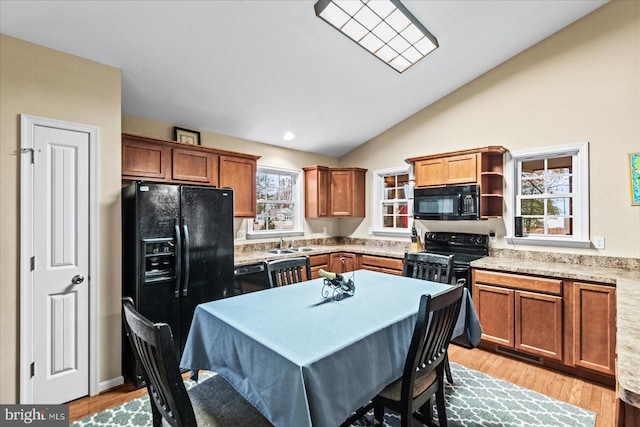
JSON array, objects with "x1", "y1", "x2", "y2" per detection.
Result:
[{"x1": 318, "y1": 267, "x2": 355, "y2": 301}]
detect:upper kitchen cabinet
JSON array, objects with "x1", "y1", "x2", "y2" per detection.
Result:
[
  {"x1": 122, "y1": 133, "x2": 260, "y2": 217},
  {"x1": 219, "y1": 155, "x2": 257, "y2": 218},
  {"x1": 303, "y1": 166, "x2": 330, "y2": 218},
  {"x1": 303, "y1": 166, "x2": 367, "y2": 218},
  {"x1": 406, "y1": 146, "x2": 506, "y2": 218}
]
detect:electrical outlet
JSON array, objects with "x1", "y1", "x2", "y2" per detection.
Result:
[
  {"x1": 237, "y1": 230, "x2": 246, "y2": 240},
  {"x1": 593, "y1": 236, "x2": 605, "y2": 249},
  {"x1": 322, "y1": 227, "x2": 328, "y2": 235}
]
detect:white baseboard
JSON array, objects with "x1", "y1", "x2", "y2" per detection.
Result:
[{"x1": 97, "y1": 376, "x2": 124, "y2": 394}]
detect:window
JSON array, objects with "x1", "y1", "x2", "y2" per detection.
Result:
[
  {"x1": 249, "y1": 166, "x2": 303, "y2": 237},
  {"x1": 505, "y1": 142, "x2": 589, "y2": 247},
  {"x1": 372, "y1": 167, "x2": 412, "y2": 235}
]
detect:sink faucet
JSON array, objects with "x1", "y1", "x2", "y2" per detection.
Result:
[{"x1": 279, "y1": 236, "x2": 284, "y2": 250}]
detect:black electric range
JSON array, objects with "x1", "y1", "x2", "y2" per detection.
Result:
[
  {"x1": 423, "y1": 231, "x2": 488, "y2": 348},
  {"x1": 423, "y1": 231, "x2": 488, "y2": 288}
]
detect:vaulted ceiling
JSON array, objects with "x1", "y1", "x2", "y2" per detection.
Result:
[{"x1": 0, "y1": 0, "x2": 607, "y2": 157}]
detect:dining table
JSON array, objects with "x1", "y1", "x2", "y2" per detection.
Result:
[{"x1": 180, "y1": 269, "x2": 482, "y2": 427}]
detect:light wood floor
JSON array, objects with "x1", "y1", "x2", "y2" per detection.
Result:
[{"x1": 68, "y1": 346, "x2": 616, "y2": 426}]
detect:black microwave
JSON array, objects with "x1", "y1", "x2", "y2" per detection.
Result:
[{"x1": 413, "y1": 185, "x2": 480, "y2": 220}]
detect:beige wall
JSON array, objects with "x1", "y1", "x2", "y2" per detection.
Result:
[
  {"x1": 0, "y1": 35, "x2": 122, "y2": 403},
  {"x1": 341, "y1": 0, "x2": 640, "y2": 259},
  {"x1": 122, "y1": 114, "x2": 341, "y2": 241}
]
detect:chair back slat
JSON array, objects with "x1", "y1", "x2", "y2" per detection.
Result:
[
  {"x1": 403, "y1": 252, "x2": 454, "y2": 284},
  {"x1": 122, "y1": 297, "x2": 195, "y2": 427},
  {"x1": 402, "y1": 285, "x2": 464, "y2": 399},
  {"x1": 266, "y1": 256, "x2": 312, "y2": 287}
]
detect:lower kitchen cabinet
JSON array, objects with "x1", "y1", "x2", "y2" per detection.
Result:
[
  {"x1": 358, "y1": 254, "x2": 403, "y2": 276},
  {"x1": 329, "y1": 252, "x2": 357, "y2": 273},
  {"x1": 515, "y1": 290, "x2": 563, "y2": 360},
  {"x1": 473, "y1": 268, "x2": 617, "y2": 381},
  {"x1": 572, "y1": 281, "x2": 616, "y2": 375},
  {"x1": 473, "y1": 270, "x2": 563, "y2": 361},
  {"x1": 309, "y1": 254, "x2": 329, "y2": 279},
  {"x1": 473, "y1": 284, "x2": 515, "y2": 347}
]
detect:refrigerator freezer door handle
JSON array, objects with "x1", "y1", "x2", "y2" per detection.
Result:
[
  {"x1": 174, "y1": 220, "x2": 182, "y2": 298},
  {"x1": 182, "y1": 223, "x2": 190, "y2": 297}
]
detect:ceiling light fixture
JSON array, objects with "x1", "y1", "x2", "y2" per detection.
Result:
[
  {"x1": 314, "y1": 0, "x2": 438, "y2": 73},
  {"x1": 283, "y1": 131, "x2": 296, "y2": 141}
]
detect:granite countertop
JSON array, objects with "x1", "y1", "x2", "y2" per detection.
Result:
[
  {"x1": 234, "y1": 244, "x2": 407, "y2": 266},
  {"x1": 471, "y1": 254, "x2": 640, "y2": 410},
  {"x1": 470, "y1": 256, "x2": 640, "y2": 284}
]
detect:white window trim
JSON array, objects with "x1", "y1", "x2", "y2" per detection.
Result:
[
  {"x1": 248, "y1": 165, "x2": 304, "y2": 238},
  {"x1": 505, "y1": 142, "x2": 590, "y2": 248},
  {"x1": 371, "y1": 165, "x2": 413, "y2": 237}
]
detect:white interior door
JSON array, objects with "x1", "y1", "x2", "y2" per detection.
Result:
[{"x1": 20, "y1": 115, "x2": 99, "y2": 404}]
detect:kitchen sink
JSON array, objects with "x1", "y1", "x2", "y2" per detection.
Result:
[
  {"x1": 265, "y1": 249, "x2": 295, "y2": 255},
  {"x1": 264, "y1": 247, "x2": 316, "y2": 255}
]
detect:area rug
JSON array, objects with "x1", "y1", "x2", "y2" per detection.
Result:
[{"x1": 72, "y1": 362, "x2": 595, "y2": 427}]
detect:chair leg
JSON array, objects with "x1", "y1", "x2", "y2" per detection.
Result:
[
  {"x1": 416, "y1": 398, "x2": 433, "y2": 424},
  {"x1": 150, "y1": 399, "x2": 163, "y2": 427},
  {"x1": 435, "y1": 383, "x2": 448, "y2": 427},
  {"x1": 444, "y1": 354, "x2": 454, "y2": 384},
  {"x1": 373, "y1": 404, "x2": 384, "y2": 426}
]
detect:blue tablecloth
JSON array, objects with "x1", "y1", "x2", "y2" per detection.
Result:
[{"x1": 180, "y1": 270, "x2": 481, "y2": 427}]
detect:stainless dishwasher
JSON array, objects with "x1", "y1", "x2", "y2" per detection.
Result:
[{"x1": 233, "y1": 262, "x2": 270, "y2": 294}]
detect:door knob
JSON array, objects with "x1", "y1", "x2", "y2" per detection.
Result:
[{"x1": 71, "y1": 275, "x2": 85, "y2": 285}]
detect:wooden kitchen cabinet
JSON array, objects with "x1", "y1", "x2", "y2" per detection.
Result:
[
  {"x1": 330, "y1": 168, "x2": 366, "y2": 217},
  {"x1": 474, "y1": 283, "x2": 515, "y2": 347},
  {"x1": 122, "y1": 137, "x2": 171, "y2": 180},
  {"x1": 414, "y1": 153, "x2": 477, "y2": 187},
  {"x1": 358, "y1": 254, "x2": 403, "y2": 276},
  {"x1": 122, "y1": 133, "x2": 260, "y2": 217},
  {"x1": 329, "y1": 252, "x2": 357, "y2": 273},
  {"x1": 303, "y1": 166, "x2": 367, "y2": 218},
  {"x1": 303, "y1": 166, "x2": 330, "y2": 218},
  {"x1": 571, "y1": 281, "x2": 616, "y2": 375},
  {"x1": 473, "y1": 269, "x2": 563, "y2": 361},
  {"x1": 473, "y1": 268, "x2": 617, "y2": 381},
  {"x1": 172, "y1": 147, "x2": 218, "y2": 185},
  {"x1": 309, "y1": 254, "x2": 330, "y2": 279},
  {"x1": 219, "y1": 155, "x2": 257, "y2": 217},
  {"x1": 407, "y1": 146, "x2": 506, "y2": 218}
]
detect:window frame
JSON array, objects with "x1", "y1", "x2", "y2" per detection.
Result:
[
  {"x1": 371, "y1": 166, "x2": 413, "y2": 237},
  {"x1": 505, "y1": 142, "x2": 590, "y2": 248},
  {"x1": 247, "y1": 165, "x2": 303, "y2": 238}
]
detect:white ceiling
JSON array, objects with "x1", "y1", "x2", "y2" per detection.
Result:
[{"x1": 0, "y1": 0, "x2": 607, "y2": 157}]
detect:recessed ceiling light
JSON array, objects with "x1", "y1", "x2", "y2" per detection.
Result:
[
  {"x1": 314, "y1": 0, "x2": 438, "y2": 73},
  {"x1": 283, "y1": 131, "x2": 296, "y2": 141}
]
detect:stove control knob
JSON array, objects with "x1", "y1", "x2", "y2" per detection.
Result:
[{"x1": 476, "y1": 236, "x2": 485, "y2": 244}]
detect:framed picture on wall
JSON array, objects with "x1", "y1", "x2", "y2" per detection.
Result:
[
  {"x1": 629, "y1": 152, "x2": 640, "y2": 206},
  {"x1": 173, "y1": 127, "x2": 201, "y2": 145}
]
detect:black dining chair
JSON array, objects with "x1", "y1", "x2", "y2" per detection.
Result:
[
  {"x1": 121, "y1": 297, "x2": 272, "y2": 427},
  {"x1": 372, "y1": 284, "x2": 464, "y2": 427},
  {"x1": 403, "y1": 251, "x2": 457, "y2": 384},
  {"x1": 265, "y1": 256, "x2": 312, "y2": 287},
  {"x1": 403, "y1": 251, "x2": 454, "y2": 284}
]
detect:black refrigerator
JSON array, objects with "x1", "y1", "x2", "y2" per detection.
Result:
[{"x1": 122, "y1": 181, "x2": 234, "y2": 388}]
